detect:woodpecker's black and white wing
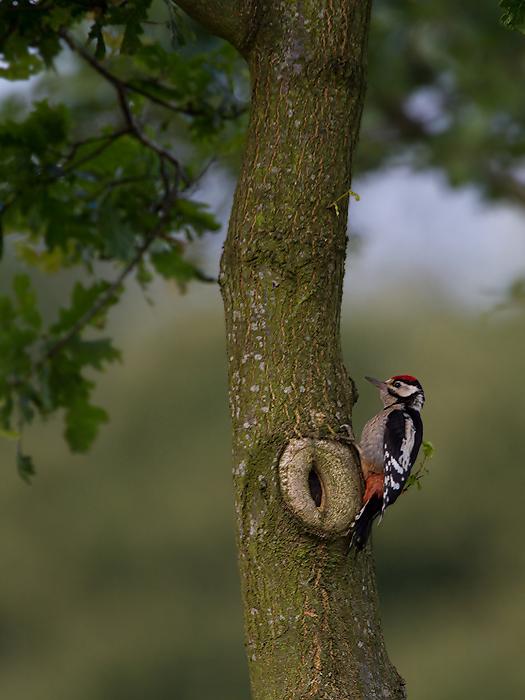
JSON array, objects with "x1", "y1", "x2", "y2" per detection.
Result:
[{"x1": 382, "y1": 408, "x2": 423, "y2": 514}]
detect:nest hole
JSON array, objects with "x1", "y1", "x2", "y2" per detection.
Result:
[{"x1": 308, "y1": 467, "x2": 324, "y2": 509}]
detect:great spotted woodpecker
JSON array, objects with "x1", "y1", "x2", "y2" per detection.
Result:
[{"x1": 350, "y1": 375, "x2": 425, "y2": 550}]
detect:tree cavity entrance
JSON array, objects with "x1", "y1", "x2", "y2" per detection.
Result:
[
  {"x1": 308, "y1": 465, "x2": 324, "y2": 509},
  {"x1": 278, "y1": 438, "x2": 361, "y2": 539}
]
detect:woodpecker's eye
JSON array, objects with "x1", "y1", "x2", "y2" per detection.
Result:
[{"x1": 393, "y1": 381, "x2": 401, "y2": 388}]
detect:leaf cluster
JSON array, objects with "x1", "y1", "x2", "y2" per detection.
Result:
[
  {"x1": 0, "y1": 1, "x2": 242, "y2": 473},
  {"x1": 0, "y1": 1, "x2": 167, "y2": 77}
]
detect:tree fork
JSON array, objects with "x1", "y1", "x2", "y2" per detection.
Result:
[{"x1": 177, "y1": 1, "x2": 406, "y2": 697}]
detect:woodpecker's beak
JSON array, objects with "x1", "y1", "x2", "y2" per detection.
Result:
[{"x1": 365, "y1": 376, "x2": 386, "y2": 389}]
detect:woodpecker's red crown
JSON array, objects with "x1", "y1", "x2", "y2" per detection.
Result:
[{"x1": 391, "y1": 374, "x2": 419, "y2": 383}]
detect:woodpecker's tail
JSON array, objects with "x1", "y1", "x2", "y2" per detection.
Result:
[{"x1": 349, "y1": 496, "x2": 382, "y2": 551}]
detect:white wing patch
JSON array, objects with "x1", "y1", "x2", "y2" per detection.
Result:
[{"x1": 382, "y1": 412, "x2": 416, "y2": 514}]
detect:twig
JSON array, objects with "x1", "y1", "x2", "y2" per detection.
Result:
[
  {"x1": 60, "y1": 30, "x2": 188, "y2": 186},
  {"x1": 0, "y1": 130, "x2": 131, "y2": 224},
  {"x1": 127, "y1": 85, "x2": 248, "y2": 120},
  {"x1": 42, "y1": 145, "x2": 181, "y2": 362},
  {"x1": 158, "y1": 158, "x2": 171, "y2": 200},
  {"x1": 328, "y1": 189, "x2": 360, "y2": 217},
  {"x1": 60, "y1": 28, "x2": 246, "y2": 121},
  {"x1": 60, "y1": 129, "x2": 130, "y2": 174},
  {"x1": 89, "y1": 174, "x2": 153, "y2": 202},
  {"x1": 44, "y1": 210, "x2": 173, "y2": 362},
  {"x1": 403, "y1": 445, "x2": 433, "y2": 494},
  {"x1": 182, "y1": 156, "x2": 217, "y2": 195}
]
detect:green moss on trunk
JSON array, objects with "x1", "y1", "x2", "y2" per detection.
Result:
[{"x1": 219, "y1": 1, "x2": 406, "y2": 698}]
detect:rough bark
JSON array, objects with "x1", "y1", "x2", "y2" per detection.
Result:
[{"x1": 178, "y1": 1, "x2": 407, "y2": 698}]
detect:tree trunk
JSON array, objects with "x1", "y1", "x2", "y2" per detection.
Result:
[{"x1": 177, "y1": 1, "x2": 407, "y2": 698}]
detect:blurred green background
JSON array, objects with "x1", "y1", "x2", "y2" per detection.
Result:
[{"x1": 0, "y1": 282, "x2": 524, "y2": 699}]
